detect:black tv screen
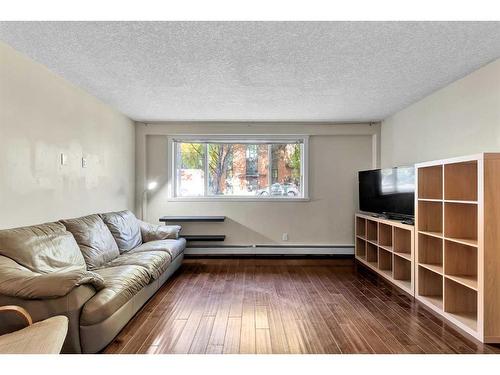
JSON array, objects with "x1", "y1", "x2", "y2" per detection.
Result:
[{"x1": 359, "y1": 166, "x2": 415, "y2": 217}]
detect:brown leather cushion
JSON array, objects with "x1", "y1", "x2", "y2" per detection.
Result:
[
  {"x1": 100, "y1": 210, "x2": 142, "y2": 253},
  {"x1": 0, "y1": 222, "x2": 86, "y2": 274},
  {"x1": 104, "y1": 251, "x2": 171, "y2": 281},
  {"x1": 80, "y1": 265, "x2": 150, "y2": 325},
  {"x1": 130, "y1": 238, "x2": 186, "y2": 261},
  {"x1": 61, "y1": 214, "x2": 120, "y2": 270}
]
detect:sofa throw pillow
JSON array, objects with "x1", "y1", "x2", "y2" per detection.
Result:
[
  {"x1": 139, "y1": 220, "x2": 181, "y2": 242},
  {"x1": 99, "y1": 210, "x2": 142, "y2": 253}
]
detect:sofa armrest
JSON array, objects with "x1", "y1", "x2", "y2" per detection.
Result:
[
  {"x1": 0, "y1": 284, "x2": 96, "y2": 353},
  {"x1": 0, "y1": 256, "x2": 104, "y2": 299},
  {"x1": 139, "y1": 220, "x2": 181, "y2": 242}
]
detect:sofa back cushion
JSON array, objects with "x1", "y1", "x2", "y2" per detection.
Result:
[
  {"x1": 0, "y1": 222, "x2": 86, "y2": 274},
  {"x1": 100, "y1": 210, "x2": 142, "y2": 253},
  {"x1": 61, "y1": 214, "x2": 120, "y2": 270}
]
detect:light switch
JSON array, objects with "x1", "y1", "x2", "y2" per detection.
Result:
[
  {"x1": 60, "y1": 153, "x2": 67, "y2": 165},
  {"x1": 82, "y1": 157, "x2": 88, "y2": 168}
]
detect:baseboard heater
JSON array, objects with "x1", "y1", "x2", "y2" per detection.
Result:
[{"x1": 184, "y1": 244, "x2": 354, "y2": 256}]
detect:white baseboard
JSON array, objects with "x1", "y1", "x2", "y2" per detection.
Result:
[{"x1": 184, "y1": 245, "x2": 354, "y2": 256}]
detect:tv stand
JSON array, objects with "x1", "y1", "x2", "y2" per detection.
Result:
[{"x1": 355, "y1": 213, "x2": 415, "y2": 296}]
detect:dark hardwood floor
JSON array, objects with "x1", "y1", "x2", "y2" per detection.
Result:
[{"x1": 103, "y1": 258, "x2": 500, "y2": 354}]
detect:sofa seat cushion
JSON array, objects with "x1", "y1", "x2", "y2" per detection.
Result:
[
  {"x1": 130, "y1": 238, "x2": 186, "y2": 261},
  {"x1": 0, "y1": 222, "x2": 86, "y2": 274},
  {"x1": 100, "y1": 210, "x2": 142, "y2": 253},
  {"x1": 80, "y1": 265, "x2": 150, "y2": 326},
  {"x1": 60, "y1": 214, "x2": 120, "y2": 270},
  {"x1": 104, "y1": 251, "x2": 171, "y2": 282}
]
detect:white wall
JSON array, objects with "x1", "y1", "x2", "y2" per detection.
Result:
[
  {"x1": 137, "y1": 122, "x2": 380, "y2": 246},
  {"x1": 381, "y1": 58, "x2": 500, "y2": 167},
  {"x1": 0, "y1": 42, "x2": 136, "y2": 228}
]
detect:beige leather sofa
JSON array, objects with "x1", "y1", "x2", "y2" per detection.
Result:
[{"x1": 0, "y1": 210, "x2": 186, "y2": 353}]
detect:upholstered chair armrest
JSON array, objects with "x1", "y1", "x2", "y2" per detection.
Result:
[
  {"x1": 139, "y1": 220, "x2": 181, "y2": 242},
  {"x1": 0, "y1": 305, "x2": 33, "y2": 326},
  {"x1": 0, "y1": 256, "x2": 105, "y2": 299}
]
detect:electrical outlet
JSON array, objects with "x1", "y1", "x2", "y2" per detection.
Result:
[
  {"x1": 82, "y1": 157, "x2": 88, "y2": 168},
  {"x1": 60, "y1": 153, "x2": 67, "y2": 165},
  {"x1": 282, "y1": 233, "x2": 289, "y2": 241}
]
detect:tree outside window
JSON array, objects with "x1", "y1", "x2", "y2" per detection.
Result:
[{"x1": 173, "y1": 138, "x2": 305, "y2": 199}]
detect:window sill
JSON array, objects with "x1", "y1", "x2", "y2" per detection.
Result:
[{"x1": 167, "y1": 196, "x2": 310, "y2": 203}]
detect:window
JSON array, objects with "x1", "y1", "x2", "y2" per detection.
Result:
[{"x1": 170, "y1": 136, "x2": 308, "y2": 199}]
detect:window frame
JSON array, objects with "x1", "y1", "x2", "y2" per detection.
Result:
[{"x1": 167, "y1": 134, "x2": 309, "y2": 202}]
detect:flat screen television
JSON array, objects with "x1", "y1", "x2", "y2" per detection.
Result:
[{"x1": 358, "y1": 166, "x2": 415, "y2": 218}]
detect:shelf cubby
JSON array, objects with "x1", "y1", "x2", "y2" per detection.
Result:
[
  {"x1": 394, "y1": 227, "x2": 411, "y2": 254},
  {"x1": 444, "y1": 240, "x2": 477, "y2": 290},
  {"x1": 356, "y1": 216, "x2": 366, "y2": 238},
  {"x1": 418, "y1": 233, "x2": 443, "y2": 274},
  {"x1": 418, "y1": 266, "x2": 443, "y2": 309},
  {"x1": 444, "y1": 278, "x2": 478, "y2": 330},
  {"x1": 418, "y1": 200, "x2": 443, "y2": 235},
  {"x1": 444, "y1": 161, "x2": 477, "y2": 202},
  {"x1": 366, "y1": 242, "x2": 378, "y2": 265},
  {"x1": 378, "y1": 223, "x2": 393, "y2": 250},
  {"x1": 378, "y1": 247, "x2": 393, "y2": 273},
  {"x1": 418, "y1": 165, "x2": 443, "y2": 200},
  {"x1": 355, "y1": 237, "x2": 366, "y2": 259},
  {"x1": 366, "y1": 220, "x2": 378, "y2": 242},
  {"x1": 394, "y1": 252, "x2": 411, "y2": 261},
  {"x1": 444, "y1": 202, "x2": 478, "y2": 245},
  {"x1": 394, "y1": 255, "x2": 411, "y2": 282}
]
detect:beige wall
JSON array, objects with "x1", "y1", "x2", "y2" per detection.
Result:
[
  {"x1": 381, "y1": 58, "x2": 500, "y2": 167},
  {"x1": 137, "y1": 122, "x2": 380, "y2": 246},
  {"x1": 0, "y1": 42, "x2": 136, "y2": 229}
]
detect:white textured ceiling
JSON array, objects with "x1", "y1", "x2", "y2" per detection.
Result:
[{"x1": 1, "y1": 21, "x2": 500, "y2": 122}]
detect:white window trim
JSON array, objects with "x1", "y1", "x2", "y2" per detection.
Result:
[{"x1": 167, "y1": 134, "x2": 309, "y2": 202}]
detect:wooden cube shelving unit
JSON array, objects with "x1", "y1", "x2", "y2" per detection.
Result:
[
  {"x1": 355, "y1": 213, "x2": 414, "y2": 296},
  {"x1": 415, "y1": 153, "x2": 500, "y2": 343}
]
